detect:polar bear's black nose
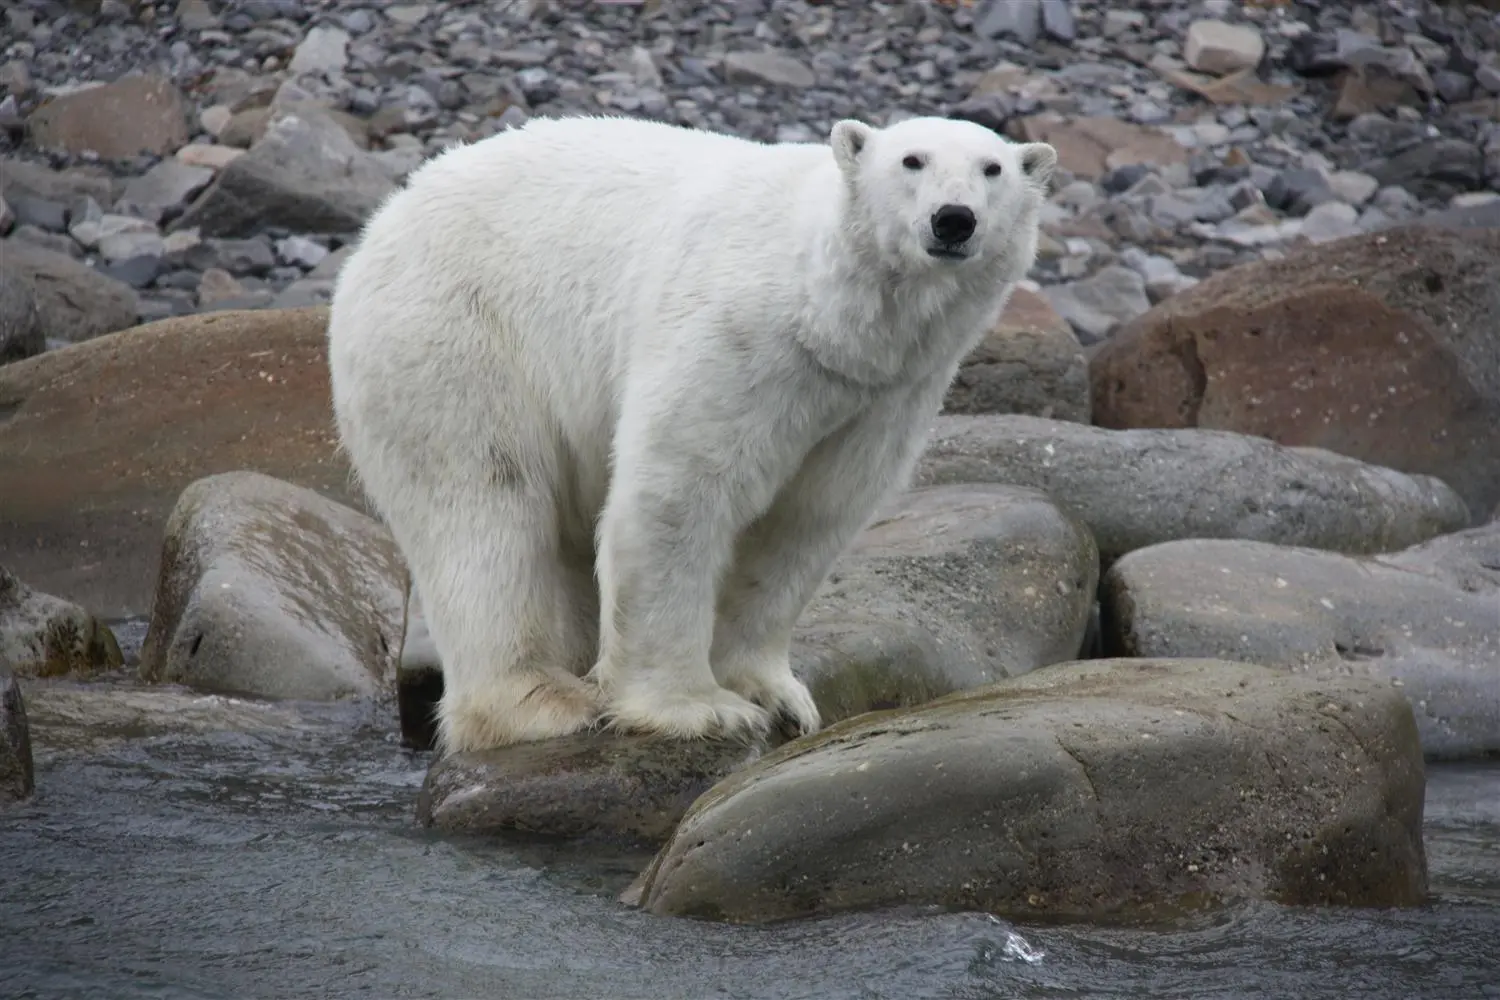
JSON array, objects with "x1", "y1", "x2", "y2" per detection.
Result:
[{"x1": 931, "y1": 204, "x2": 977, "y2": 244}]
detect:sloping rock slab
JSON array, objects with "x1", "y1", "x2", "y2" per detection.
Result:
[
  {"x1": 632, "y1": 659, "x2": 1427, "y2": 924},
  {"x1": 0, "y1": 307, "x2": 351, "y2": 619},
  {"x1": 418, "y1": 733, "x2": 765, "y2": 845},
  {"x1": 1090, "y1": 226, "x2": 1500, "y2": 520},
  {"x1": 0, "y1": 668, "x2": 34, "y2": 803},
  {"x1": 1100, "y1": 525, "x2": 1500, "y2": 760},
  {"x1": 914, "y1": 415, "x2": 1468, "y2": 566},
  {"x1": 0, "y1": 564, "x2": 122, "y2": 678},
  {"x1": 173, "y1": 109, "x2": 395, "y2": 237},
  {"x1": 139, "y1": 471, "x2": 407, "y2": 701}
]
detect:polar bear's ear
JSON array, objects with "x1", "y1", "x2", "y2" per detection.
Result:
[
  {"x1": 830, "y1": 120, "x2": 873, "y2": 177},
  {"x1": 1019, "y1": 142, "x2": 1059, "y2": 188}
]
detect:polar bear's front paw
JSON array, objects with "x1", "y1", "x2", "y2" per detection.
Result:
[
  {"x1": 723, "y1": 666, "x2": 822, "y2": 740},
  {"x1": 602, "y1": 683, "x2": 772, "y2": 742}
]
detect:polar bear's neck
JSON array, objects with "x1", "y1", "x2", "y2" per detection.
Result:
[{"x1": 792, "y1": 195, "x2": 1011, "y2": 391}]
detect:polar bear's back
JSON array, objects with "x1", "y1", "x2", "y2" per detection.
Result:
[
  {"x1": 341, "y1": 116, "x2": 830, "y2": 364},
  {"x1": 328, "y1": 116, "x2": 835, "y2": 504}
]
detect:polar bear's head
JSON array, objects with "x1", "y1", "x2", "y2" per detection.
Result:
[{"x1": 829, "y1": 116, "x2": 1057, "y2": 275}]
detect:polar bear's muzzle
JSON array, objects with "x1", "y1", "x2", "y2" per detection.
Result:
[{"x1": 927, "y1": 203, "x2": 977, "y2": 259}]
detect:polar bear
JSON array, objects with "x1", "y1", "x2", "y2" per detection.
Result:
[{"x1": 327, "y1": 114, "x2": 1056, "y2": 755}]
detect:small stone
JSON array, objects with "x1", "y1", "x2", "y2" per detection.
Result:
[
  {"x1": 196, "y1": 268, "x2": 247, "y2": 306},
  {"x1": 1327, "y1": 170, "x2": 1380, "y2": 206},
  {"x1": 0, "y1": 565, "x2": 123, "y2": 679},
  {"x1": 177, "y1": 0, "x2": 218, "y2": 31},
  {"x1": 116, "y1": 159, "x2": 214, "y2": 217},
  {"x1": 175, "y1": 144, "x2": 244, "y2": 171},
  {"x1": 1299, "y1": 202, "x2": 1361, "y2": 244},
  {"x1": 722, "y1": 51, "x2": 816, "y2": 89},
  {"x1": 1042, "y1": 266, "x2": 1152, "y2": 344},
  {"x1": 200, "y1": 105, "x2": 233, "y2": 136},
  {"x1": 975, "y1": 0, "x2": 1040, "y2": 44},
  {"x1": 275, "y1": 235, "x2": 328, "y2": 269},
  {"x1": 1184, "y1": 20, "x2": 1267, "y2": 76},
  {"x1": 1040, "y1": 0, "x2": 1075, "y2": 43},
  {"x1": 288, "y1": 25, "x2": 350, "y2": 77}
]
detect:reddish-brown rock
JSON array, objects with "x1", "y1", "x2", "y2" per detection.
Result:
[
  {"x1": 0, "y1": 307, "x2": 353, "y2": 619},
  {"x1": 1090, "y1": 226, "x2": 1500, "y2": 521},
  {"x1": 25, "y1": 74, "x2": 190, "y2": 159},
  {"x1": 1007, "y1": 114, "x2": 1188, "y2": 181}
]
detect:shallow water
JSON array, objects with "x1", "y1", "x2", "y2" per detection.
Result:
[{"x1": 2, "y1": 675, "x2": 1497, "y2": 1000}]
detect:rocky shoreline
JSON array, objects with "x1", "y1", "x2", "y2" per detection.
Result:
[{"x1": 4, "y1": 0, "x2": 1500, "y2": 927}]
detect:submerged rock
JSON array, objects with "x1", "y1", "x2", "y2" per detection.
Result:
[
  {"x1": 1100, "y1": 522, "x2": 1500, "y2": 760},
  {"x1": 0, "y1": 668, "x2": 34, "y2": 803},
  {"x1": 633, "y1": 658, "x2": 1427, "y2": 924},
  {"x1": 914, "y1": 415, "x2": 1469, "y2": 566},
  {"x1": 0, "y1": 565, "x2": 122, "y2": 678},
  {"x1": 139, "y1": 471, "x2": 407, "y2": 701}
]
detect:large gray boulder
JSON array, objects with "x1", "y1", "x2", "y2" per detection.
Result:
[
  {"x1": 1100, "y1": 521, "x2": 1500, "y2": 760},
  {"x1": 172, "y1": 109, "x2": 396, "y2": 237},
  {"x1": 631, "y1": 658, "x2": 1427, "y2": 923},
  {"x1": 914, "y1": 415, "x2": 1470, "y2": 566},
  {"x1": 139, "y1": 471, "x2": 407, "y2": 701}
]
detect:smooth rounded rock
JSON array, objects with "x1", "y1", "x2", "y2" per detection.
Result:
[
  {"x1": 914, "y1": 415, "x2": 1469, "y2": 566},
  {"x1": 633, "y1": 658, "x2": 1427, "y2": 924},
  {"x1": 793, "y1": 483, "x2": 1098, "y2": 725},
  {"x1": 1100, "y1": 526, "x2": 1500, "y2": 760},
  {"x1": 138, "y1": 471, "x2": 406, "y2": 702}
]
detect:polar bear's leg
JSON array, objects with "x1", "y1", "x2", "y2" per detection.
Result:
[
  {"x1": 711, "y1": 379, "x2": 950, "y2": 734},
  {"x1": 587, "y1": 379, "x2": 807, "y2": 741},
  {"x1": 408, "y1": 480, "x2": 603, "y2": 755}
]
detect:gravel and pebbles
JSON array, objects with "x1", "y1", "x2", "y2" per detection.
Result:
[{"x1": 2, "y1": 0, "x2": 1500, "y2": 352}]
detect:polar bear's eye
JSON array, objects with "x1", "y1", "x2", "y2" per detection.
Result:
[
  {"x1": 902, "y1": 155, "x2": 924, "y2": 171},
  {"x1": 984, "y1": 162, "x2": 1003, "y2": 178}
]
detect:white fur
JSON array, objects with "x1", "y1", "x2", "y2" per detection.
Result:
[{"x1": 326, "y1": 114, "x2": 1055, "y2": 754}]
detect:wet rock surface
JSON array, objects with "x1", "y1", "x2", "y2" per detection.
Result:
[
  {"x1": 633, "y1": 658, "x2": 1428, "y2": 924},
  {"x1": 0, "y1": 307, "x2": 352, "y2": 619},
  {"x1": 1091, "y1": 226, "x2": 1500, "y2": 520},
  {"x1": 418, "y1": 731, "x2": 766, "y2": 846},
  {"x1": 1101, "y1": 522, "x2": 1500, "y2": 761},
  {"x1": 0, "y1": 668, "x2": 33, "y2": 804},
  {"x1": 0, "y1": 565, "x2": 123, "y2": 680},
  {"x1": 138, "y1": 471, "x2": 406, "y2": 702},
  {"x1": 913, "y1": 415, "x2": 1469, "y2": 566}
]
